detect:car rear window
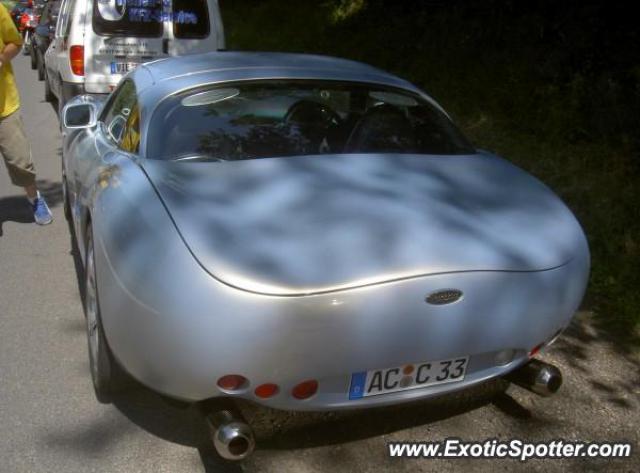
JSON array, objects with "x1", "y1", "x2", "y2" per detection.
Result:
[
  {"x1": 147, "y1": 81, "x2": 475, "y2": 161},
  {"x1": 93, "y1": 0, "x2": 163, "y2": 38},
  {"x1": 92, "y1": 0, "x2": 210, "y2": 39},
  {"x1": 173, "y1": 0, "x2": 210, "y2": 39}
]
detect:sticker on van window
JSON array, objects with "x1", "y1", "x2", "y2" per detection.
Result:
[
  {"x1": 96, "y1": 0, "x2": 199, "y2": 24},
  {"x1": 96, "y1": 0, "x2": 127, "y2": 21}
]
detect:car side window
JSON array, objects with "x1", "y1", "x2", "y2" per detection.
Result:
[
  {"x1": 64, "y1": 0, "x2": 76, "y2": 37},
  {"x1": 55, "y1": 0, "x2": 66, "y2": 36},
  {"x1": 57, "y1": 0, "x2": 74, "y2": 38},
  {"x1": 121, "y1": 102, "x2": 141, "y2": 154},
  {"x1": 100, "y1": 80, "x2": 139, "y2": 151}
]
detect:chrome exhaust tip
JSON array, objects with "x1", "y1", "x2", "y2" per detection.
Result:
[
  {"x1": 505, "y1": 359, "x2": 563, "y2": 397},
  {"x1": 205, "y1": 410, "x2": 255, "y2": 461}
]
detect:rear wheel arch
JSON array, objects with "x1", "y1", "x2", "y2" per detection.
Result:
[{"x1": 84, "y1": 222, "x2": 125, "y2": 403}]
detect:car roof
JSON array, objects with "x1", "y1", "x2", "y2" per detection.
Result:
[{"x1": 132, "y1": 51, "x2": 428, "y2": 103}]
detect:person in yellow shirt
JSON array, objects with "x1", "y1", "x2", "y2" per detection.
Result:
[{"x1": 0, "y1": 3, "x2": 52, "y2": 225}]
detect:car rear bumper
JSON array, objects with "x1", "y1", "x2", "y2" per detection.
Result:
[{"x1": 96, "y1": 233, "x2": 589, "y2": 411}]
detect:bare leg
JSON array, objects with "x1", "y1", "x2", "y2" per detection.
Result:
[{"x1": 25, "y1": 183, "x2": 37, "y2": 200}]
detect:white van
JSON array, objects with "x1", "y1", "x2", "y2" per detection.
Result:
[{"x1": 44, "y1": 0, "x2": 225, "y2": 113}]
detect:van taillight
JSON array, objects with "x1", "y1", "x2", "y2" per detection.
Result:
[{"x1": 70, "y1": 46, "x2": 84, "y2": 76}]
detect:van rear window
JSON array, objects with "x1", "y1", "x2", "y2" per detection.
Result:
[
  {"x1": 173, "y1": 0, "x2": 210, "y2": 39},
  {"x1": 93, "y1": 0, "x2": 163, "y2": 37},
  {"x1": 93, "y1": 1, "x2": 210, "y2": 39}
]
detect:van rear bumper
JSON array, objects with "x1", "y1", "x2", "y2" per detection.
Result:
[
  {"x1": 84, "y1": 82, "x2": 118, "y2": 95},
  {"x1": 61, "y1": 81, "x2": 86, "y2": 104}
]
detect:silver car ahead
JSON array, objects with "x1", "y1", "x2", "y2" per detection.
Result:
[{"x1": 62, "y1": 51, "x2": 589, "y2": 459}]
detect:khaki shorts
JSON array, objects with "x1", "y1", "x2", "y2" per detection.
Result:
[{"x1": 0, "y1": 110, "x2": 36, "y2": 188}]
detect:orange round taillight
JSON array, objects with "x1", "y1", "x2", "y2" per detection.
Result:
[
  {"x1": 254, "y1": 383, "x2": 279, "y2": 399},
  {"x1": 217, "y1": 374, "x2": 248, "y2": 391},
  {"x1": 292, "y1": 380, "x2": 318, "y2": 400}
]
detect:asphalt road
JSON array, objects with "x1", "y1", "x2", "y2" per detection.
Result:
[{"x1": 1, "y1": 55, "x2": 639, "y2": 473}]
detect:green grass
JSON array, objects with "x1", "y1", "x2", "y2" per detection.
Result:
[
  {"x1": 1, "y1": 0, "x2": 16, "y2": 10},
  {"x1": 220, "y1": 0, "x2": 640, "y2": 343}
]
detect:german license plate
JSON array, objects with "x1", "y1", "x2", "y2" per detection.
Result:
[
  {"x1": 110, "y1": 62, "x2": 139, "y2": 74},
  {"x1": 349, "y1": 356, "x2": 469, "y2": 400}
]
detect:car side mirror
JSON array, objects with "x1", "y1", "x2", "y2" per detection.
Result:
[{"x1": 63, "y1": 102, "x2": 98, "y2": 129}]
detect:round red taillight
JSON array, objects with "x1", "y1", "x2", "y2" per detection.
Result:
[
  {"x1": 217, "y1": 374, "x2": 248, "y2": 391},
  {"x1": 292, "y1": 380, "x2": 318, "y2": 400},
  {"x1": 254, "y1": 383, "x2": 279, "y2": 399},
  {"x1": 529, "y1": 343, "x2": 545, "y2": 358}
]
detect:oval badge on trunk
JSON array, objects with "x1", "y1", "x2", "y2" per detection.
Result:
[{"x1": 426, "y1": 289, "x2": 463, "y2": 305}]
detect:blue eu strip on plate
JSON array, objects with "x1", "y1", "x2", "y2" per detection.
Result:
[{"x1": 349, "y1": 372, "x2": 367, "y2": 400}]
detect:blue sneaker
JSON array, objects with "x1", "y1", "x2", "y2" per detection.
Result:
[{"x1": 32, "y1": 196, "x2": 53, "y2": 225}]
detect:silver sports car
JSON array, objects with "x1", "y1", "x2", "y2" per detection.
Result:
[{"x1": 62, "y1": 52, "x2": 589, "y2": 460}]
